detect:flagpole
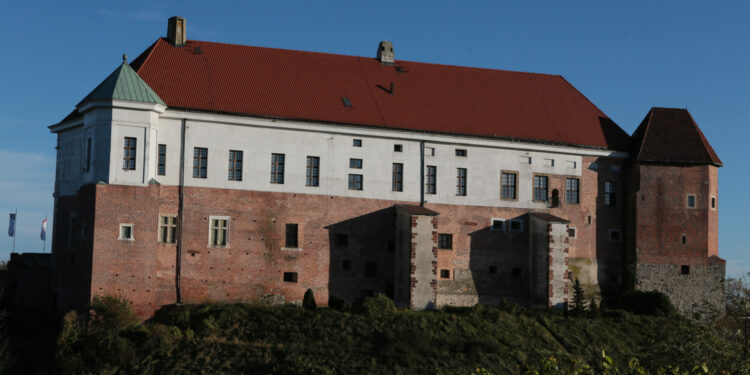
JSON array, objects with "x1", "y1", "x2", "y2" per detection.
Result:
[
  {"x1": 12, "y1": 209, "x2": 17, "y2": 254},
  {"x1": 42, "y1": 215, "x2": 47, "y2": 253}
]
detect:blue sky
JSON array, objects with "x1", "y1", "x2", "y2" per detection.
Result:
[{"x1": 0, "y1": 1, "x2": 747, "y2": 276}]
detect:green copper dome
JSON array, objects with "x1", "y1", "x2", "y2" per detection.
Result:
[{"x1": 79, "y1": 56, "x2": 165, "y2": 107}]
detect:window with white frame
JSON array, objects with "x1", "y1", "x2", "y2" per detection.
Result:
[
  {"x1": 159, "y1": 215, "x2": 177, "y2": 244},
  {"x1": 119, "y1": 224, "x2": 134, "y2": 241},
  {"x1": 209, "y1": 216, "x2": 229, "y2": 247},
  {"x1": 491, "y1": 218, "x2": 505, "y2": 232}
]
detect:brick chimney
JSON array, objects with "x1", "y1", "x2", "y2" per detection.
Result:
[
  {"x1": 377, "y1": 41, "x2": 394, "y2": 65},
  {"x1": 167, "y1": 16, "x2": 186, "y2": 46}
]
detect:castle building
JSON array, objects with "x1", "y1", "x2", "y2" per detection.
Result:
[{"x1": 49, "y1": 17, "x2": 724, "y2": 318}]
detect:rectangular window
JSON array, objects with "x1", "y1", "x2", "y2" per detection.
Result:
[
  {"x1": 394, "y1": 144, "x2": 402, "y2": 152},
  {"x1": 491, "y1": 219, "x2": 505, "y2": 232},
  {"x1": 512, "y1": 268, "x2": 522, "y2": 277},
  {"x1": 509, "y1": 219, "x2": 523, "y2": 232},
  {"x1": 85, "y1": 138, "x2": 92, "y2": 171},
  {"x1": 209, "y1": 217, "x2": 228, "y2": 246},
  {"x1": 119, "y1": 224, "x2": 134, "y2": 241},
  {"x1": 501, "y1": 172, "x2": 517, "y2": 200},
  {"x1": 348, "y1": 174, "x2": 363, "y2": 190},
  {"x1": 192, "y1": 147, "x2": 208, "y2": 178},
  {"x1": 285, "y1": 223, "x2": 298, "y2": 248},
  {"x1": 306, "y1": 156, "x2": 320, "y2": 187},
  {"x1": 455, "y1": 149, "x2": 467, "y2": 157},
  {"x1": 271, "y1": 153, "x2": 285, "y2": 184},
  {"x1": 711, "y1": 196, "x2": 716, "y2": 209},
  {"x1": 335, "y1": 233, "x2": 348, "y2": 247},
  {"x1": 353, "y1": 139, "x2": 362, "y2": 147},
  {"x1": 680, "y1": 265, "x2": 690, "y2": 275},
  {"x1": 159, "y1": 215, "x2": 177, "y2": 244},
  {"x1": 488, "y1": 266, "x2": 497, "y2": 274},
  {"x1": 686, "y1": 194, "x2": 696, "y2": 208},
  {"x1": 568, "y1": 227, "x2": 577, "y2": 238},
  {"x1": 456, "y1": 168, "x2": 467, "y2": 196},
  {"x1": 283, "y1": 272, "x2": 298, "y2": 283},
  {"x1": 533, "y1": 175, "x2": 548, "y2": 202},
  {"x1": 123, "y1": 137, "x2": 136, "y2": 170},
  {"x1": 157, "y1": 144, "x2": 166, "y2": 176},
  {"x1": 604, "y1": 181, "x2": 617, "y2": 206},
  {"x1": 438, "y1": 233, "x2": 453, "y2": 249},
  {"x1": 609, "y1": 229, "x2": 621, "y2": 242},
  {"x1": 349, "y1": 158, "x2": 362, "y2": 169},
  {"x1": 365, "y1": 262, "x2": 378, "y2": 277},
  {"x1": 426, "y1": 166, "x2": 437, "y2": 194},
  {"x1": 440, "y1": 269, "x2": 451, "y2": 279},
  {"x1": 392, "y1": 163, "x2": 403, "y2": 192},
  {"x1": 227, "y1": 150, "x2": 243, "y2": 181},
  {"x1": 566, "y1": 178, "x2": 580, "y2": 204},
  {"x1": 342, "y1": 260, "x2": 351, "y2": 270}
]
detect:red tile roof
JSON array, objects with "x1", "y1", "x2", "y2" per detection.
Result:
[
  {"x1": 631, "y1": 107, "x2": 722, "y2": 166},
  {"x1": 129, "y1": 38, "x2": 630, "y2": 150}
]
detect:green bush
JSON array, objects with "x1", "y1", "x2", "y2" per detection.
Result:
[
  {"x1": 303, "y1": 289, "x2": 317, "y2": 310},
  {"x1": 604, "y1": 291, "x2": 676, "y2": 316},
  {"x1": 351, "y1": 293, "x2": 396, "y2": 316},
  {"x1": 327, "y1": 294, "x2": 345, "y2": 310}
]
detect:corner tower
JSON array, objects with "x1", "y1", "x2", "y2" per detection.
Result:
[{"x1": 627, "y1": 107, "x2": 724, "y2": 316}]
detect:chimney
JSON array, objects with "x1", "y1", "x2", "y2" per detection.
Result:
[
  {"x1": 377, "y1": 40, "x2": 394, "y2": 65},
  {"x1": 167, "y1": 16, "x2": 186, "y2": 46}
]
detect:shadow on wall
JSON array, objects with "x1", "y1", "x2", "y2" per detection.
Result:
[
  {"x1": 467, "y1": 214, "x2": 530, "y2": 307},
  {"x1": 326, "y1": 206, "x2": 397, "y2": 302},
  {"x1": 593, "y1": 156, "x2": 626, "y2": 299}
]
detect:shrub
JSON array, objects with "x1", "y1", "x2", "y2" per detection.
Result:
[
  {"x1": 303, "y1": 289, "x2": 317, "y2": 310},
  {"x1": 327, "y1": 294, "x2": 345, "y2": 311},
  {"x1": 604, "y1": 291, "x2": 676, "y2": 316},
  {"x1": 88, "y1": 295, "x2": 139, "y2": 334},
  {"x1": 351, "y1": 293, "x2": 396, "y2": 316},
  {"x1": 571, "y1": 278, "x2": 586, "y2": 314}
]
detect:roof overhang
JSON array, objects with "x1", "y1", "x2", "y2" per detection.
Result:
[{"x1": 77, "y1": 99, "x2": 166, "y2": 114}]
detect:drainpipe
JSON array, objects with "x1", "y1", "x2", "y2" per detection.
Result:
[
  {"x1": 419, "y1": 140, "x2": 425, "y2": 206},
  {"x1": 175, "y1": 119, "x2": 187, "y2": 303}
]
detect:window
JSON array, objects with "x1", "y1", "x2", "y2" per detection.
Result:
[
  {"x1": 193, "y1": 147, "x2": 208, "y2": 178},
  {"x1": 501, "y1": 172, "x2": 517, "y2": 200},
  {"x1": 159, "y1": 215, "x2": 177, "y2": 244},
  {"x1": 285, "y1": 223, "x2": 298, "y2": 248},
  {"x1": 680, "y1": 265, "x2": 690, "y2": 275},
  {"x1": 306, "y1": 156, "x2": 319, "y2": 187},
  {"x1": 119, "y1": 224, "x2": 134, "y2": 241},
  {"x1": 438, "y1": 233, "x2": 453, "y2": 249},
  {"x1": 392, "y1": 163, "x2": 403, "y2": 192},
  {"x1": 509, "y1": 219, "x2": 523, "y2": 232},
  {"x1": 491, "y1": 219, "x2": 505, "y2": 232},
  {"x1": 335, "y1": 233, "x2": 348, "y2": 246},
  {"x1": 271, "y1": 153, "x2": 285, "y2": 184},
  {"x1": 342, "y1": 260, "x2": 351, "y2": 270},
  {"x1": 520, "y1": 156, "x2": 532, "y2": 164},
  {"x1": 348, "y1": 174, "x2": 363, "y2": 190},
  {"x1": 686, "y1": 194, "x2": 696, "y2": 208},
  {"x1": 512, "y1": 268, "x2": 522, "y2": 277},
  {"x1": 209, "y1": 217, "x2": 228, "y2": 246},
  {"x1": 365, "y1": 262, "x2": 378, "y2": 277},
  {"x1": 426, "y1": 166, "x2": 437, "y2": 194},
  {"x1": 394, "y1": 144, "x2": 403, "y2": 152},
  {"x1": 544, "y1": 158, "x2": 555, "y2": 167},
  {"x1": 711, "y1": 196, "x2": 716, "y2": 209},
  {"x1": 440, "y1": 269, "x2": 451, "y2": 279},
  {"x1": 568, "y1": 227, "x2": 577, "y2": 238},
  {"x1": 387, "y1": 240, "x2": 395, "y2": 252},
  {"x1": 85, "y1": 138, "x2": 92, "y2": 171},
  {"x1": 566, "y1": 178, "x2": 580, "y2": 204},
  {"x1": 455, "y1": 149, "x2": 467, "y2": 157},
  {"x1": 681, "y1": 234, "x2": 687, "y2": 245},
  {"x1": 349, "y1": 158, "x2": 362, "y2": 169},
  {"x1": 533, "y1": 175, "x2": 548, "y2": 202},
  {"x1": 609, "y1": 229, "x2": 621, "y2": 242},
  {"x1": 228, "y1": 150, "x2": 243, "y2": 181},
  {"x1": 566, "y1": 160, "x2": 577, "y2": 169},
  {"x1": 604, "y1": 181, "x2": 617, "y2": 206},
  {"x1": 123, "y1": 137, "x2": 136, "y2": 170},
  {"x1": 488, "y1": 266, "x2": 497, "y2": 274},
  {"x1": 456, "y1": 168, "x2": 467, "y2": 196},
  {"x1": 424, "y1": 147, "x2": 435, "y2": 156},
  {"x1": 353, "y1": 139, "x2": 362, "y2": 147},
  {"x1": 157, "y1": 144, "x2": 166, "y2": 176},
  {"x1": 284, "y1": 272, "x2": 298, "y2": 283}
]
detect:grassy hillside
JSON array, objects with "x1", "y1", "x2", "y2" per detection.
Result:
[{"x1": 51, "y1": 294, "x2": 748, "y2": 375}]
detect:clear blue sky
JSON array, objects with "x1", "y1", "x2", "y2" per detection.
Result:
[{"x1": 0, "y1": 1, "x2": 747, "y2": 276}]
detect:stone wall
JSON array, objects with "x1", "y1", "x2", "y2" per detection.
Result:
[{"x1": 635, "y1": 261, "x2": 724, "y2": 316}]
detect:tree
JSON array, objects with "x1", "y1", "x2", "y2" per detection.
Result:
[
  {"x1": 303, "y1": 289, "x2": 317, "y2": 310},
  {"x1": 572, "y1": 278, "x2": 586, "y2": 313}
]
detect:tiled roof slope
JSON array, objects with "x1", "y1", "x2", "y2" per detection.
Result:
[
  {"x1": 130, "y1": 38, "x2": 631, "y2": 150},
  {"x1": 79, "y1": 58, "x2": 166, "y2": 107},
  {"x1": 631, "y1": 107, "x2": 722, "y2": 166}
]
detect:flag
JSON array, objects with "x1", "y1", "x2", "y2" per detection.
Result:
[
  {"x1": 8, "y1": 213, "x2": 16, "y2": 237},
  {"x1": 41, "y1": 218, "x2": 47, "y2": 241}
]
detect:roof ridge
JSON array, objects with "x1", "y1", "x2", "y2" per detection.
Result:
[
  {"x1": 636, "y1": 107, "x2": 656, "y2": 160},
  {"x1": 133, "y1": 39, "x2": 161, "y2": 74}
]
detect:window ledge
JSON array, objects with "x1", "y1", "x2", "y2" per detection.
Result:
[
  {"x1": 118, "y1": 238, "x2": 135, "y2": 242},
  {"x1": 207, "y1": 245, "x2": 230, "y2": 248},
  {"x1": 282, "y1": 247, "x2": 302, "y2": 252}
]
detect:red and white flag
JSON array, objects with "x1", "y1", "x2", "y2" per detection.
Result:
[{"x1": 41, "y1": 218, "x2": 47, "y2": 241}]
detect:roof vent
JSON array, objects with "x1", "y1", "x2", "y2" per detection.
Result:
[
  {"x1": 377, "y1": 40, "x2": 394, "y2": 65},
  {"x1": 167, "y1": 16, "x2": 186, "y2": 46}
]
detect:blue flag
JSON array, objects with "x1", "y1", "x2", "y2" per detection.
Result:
[{"x1": 8, "y1": 213, "x2": 16, "y2": 237}]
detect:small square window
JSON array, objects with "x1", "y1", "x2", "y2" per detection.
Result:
[
  {"x1": 365, "y1": 262, "x2": 378, "y2": 277},
  {"x1": 609, "y1": 229, "x2": 621, "y2": 242},
  {"x1": 509, "y1": 220, "x2": 523, "y2": 232},
  {"x1": 342, "y1": 260, "x2": 351, "y2": 270},
  {"x1": 687, "y1": 194, "x2": 696, "y2": 208},
  {"x1": 491, "y1": 219, "x2": 505, "y2": 232},
  {"x1": 394, "y1": 144, "x2": 403, "y2": 152},
  {"x1": 438, "y1": 234, "x2": 453, "y2": 249},
  {"x1": 335, "y1": 233, "x2": 348, "y2": 246},
  {"x1": 488, "y1": 266, "x2": 497, "y2": 274},
  {"x1": 680, "y1": 265, "x2": 690, "y2": 275},
  {"x1": 119, "y1": 224, "x2": 134, "y2": 241},
  {"x1": 568, "y1": 227, "x2": 577, "y2": 238},
  {"x1": 424, "y1": 147, "x2": 435, "y2": 156},
  {"x1": 512, "y1": 268, "x2": 522, "y2": 278},
  {"x1": 353, "y1": 139, "x2": 362, "y2": 147},
  {"x1": 440, "y1": 269, "x2": 451, "y2": 279},
  {"x1": 283, "y1": 272, "x2": 298, "y2": 283},
  {"x1": 349, "y1": 158, "x2": 363, "y2": 169},
  {"x1": 348, "y1": 174, "x2": 363, "y2": 190},
  {"x1": 455, "y1": 149, "x2": 467, "y2": 157}
]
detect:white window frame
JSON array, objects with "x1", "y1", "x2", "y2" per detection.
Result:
[
  {"x1": 159, "y1": 214, "x2": 178, "y2": 244},
  {"x1": 711, "y1": 196, "x2": 717, "y2": 210},
  {"x1": 491, "y1": 218, "x2": 505, "y2": 232},
  {"x1": 118, "y1": 223, "x2": 134, "y2": 241},
  {"x1": 568, "y1": 226, "x2": 577, "y2": 239},
  {"x1": 208, "y1": 215, "x2": 230, "y2": 247},
  {"x1": 686, "y1": 194, "x2": 696, "y2": 209}
]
